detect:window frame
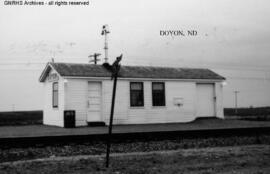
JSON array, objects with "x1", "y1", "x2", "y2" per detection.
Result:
[
  {"x1": 152, "y1": 82, "x2": 166, "y2": 107},
  {"x1": 52, "y1": 82, "x2": 59, "y2": 108},
  {"x1": 130, "y1": 82, "x2": 144, "y2": 107}
]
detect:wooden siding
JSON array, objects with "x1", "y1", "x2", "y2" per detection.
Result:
[
  {"x1": 215, "y1": 82, "x2": 224, "y2": 119},
  {"x1": 102, "y1": 80, "x2": 197, "y2": 125},
  {"x1": 64, "y1": 79, "x2": 88, "y2": 126},
  {"x1": 44, "y1": 76, "x2": 224, "y2": 127},
  {"x1": 43, "y1": 69, "x2": 64, "y2": 127}
]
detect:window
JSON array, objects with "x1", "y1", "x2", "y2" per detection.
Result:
[
  {"x1": 52, "y1": 82, "x2": 58, "y2": 108},
  {"x1": 130, "y1": 82, "x2": 144, "y2": 107},
  {"x1": 152, "y1": 82, "x2": 165, "y2": 106}
]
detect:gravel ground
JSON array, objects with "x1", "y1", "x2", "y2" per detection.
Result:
[
  {"x1": 0, "y1": 145, "x2": 269, "y2": 174},
  {"x1": 0, "y1": 134, "x2": 270, "y2": 163}
]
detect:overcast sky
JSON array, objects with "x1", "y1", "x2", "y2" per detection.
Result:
[
  {"x1": 0, "y1": 0, "x2": 270, "y2": 69},
  {"x1": 0, "y1": 0, "x2": 270, "y2": 111}
]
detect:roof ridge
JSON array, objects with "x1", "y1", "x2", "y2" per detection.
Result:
[
  {"x1": 122, "y1": 65, "x2": 209, "y2": 70},
  {"x1": 50, "y1": 62, "x2": 209, "y2": 70},
  {"x1": 50, "y1": 62, "x2": 101, "y2": 65}
]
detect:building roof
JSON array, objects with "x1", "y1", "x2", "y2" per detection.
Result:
[{"x1": 39, "y1": 62, "x2": 225, "y2": 82}]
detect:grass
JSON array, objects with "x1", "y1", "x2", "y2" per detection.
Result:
[
  {"x1": 224, "y1": 107, "x2": 270, "y2": 121},
  {"x1": 0, "y1": 111, "x2": 42, "y2": 126},
  {"x1": 0, "y1": 145, "x2": 269, "y2": 174}
]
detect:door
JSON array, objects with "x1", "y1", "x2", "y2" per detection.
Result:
[
  {"x1": 196, "y1": 83, "x2": 215, "y2": 117},
  {"x1": 87, "y1": 82, "x2": 102, "y2": 122}
]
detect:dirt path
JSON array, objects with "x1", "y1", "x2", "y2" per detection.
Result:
[{"x1": 0, "y1": 145, "x2": 269, "y2": 174}]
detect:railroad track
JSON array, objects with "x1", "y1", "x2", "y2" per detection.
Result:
[{"x1": 1, "y1": 127, "x2": 269, "y2": 148}]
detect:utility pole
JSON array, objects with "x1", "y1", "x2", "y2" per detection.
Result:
[
  {"x1": 105, "y1": 54, "x2": 122, "y2": 168},
  {"x1": 88, "y1": 53, "x2": 101, "y2": 64},
  {"x1": 234, "y1": 91, "x2": 239, "y2": 115},
  {"x1": 101, "y1": 24, "x2": 110, "y2": 63}
]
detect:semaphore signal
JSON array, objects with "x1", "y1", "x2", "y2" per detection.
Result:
[{"x1": 101, "y1": 24, "x2": 110, "y2": 63}]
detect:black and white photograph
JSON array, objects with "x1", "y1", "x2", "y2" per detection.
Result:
[{"x1": 0, "y1": 0, "x2": 270, "y2": 173}]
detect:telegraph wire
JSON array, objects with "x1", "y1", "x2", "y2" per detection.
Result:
[{"x1": 0, "y1": 59, "x2": 270, "y2": 73}]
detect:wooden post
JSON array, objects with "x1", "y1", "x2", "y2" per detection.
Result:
[
  {"x1": 106, "y1": 72, "x2": 118, "y2": 167},
  {"x1": 234, "y1": 91, "x2": 239, "y2": 115},
  {"x1": 89, "y1": 53, "x2": 101, "y2": 64},
  {"x1": 93, "y1": 53, "x2": 98, "y2": 64},
  {"x1": 105, "y1": 55, "x2": 122, "y2": 168}
]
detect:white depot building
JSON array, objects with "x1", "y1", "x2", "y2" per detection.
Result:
[{"x1": 39, "y1": 62, "x2": 226, "y2": 127}]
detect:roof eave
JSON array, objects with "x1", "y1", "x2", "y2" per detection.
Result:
[
  {"x1": 62, "y1": 75, "x2": 225, "y2": 81},
  {"x1": 39, "y1": 63, "x2": 62, "y2": 82}
]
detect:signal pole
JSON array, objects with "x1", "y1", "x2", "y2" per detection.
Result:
[
  {"x1": 234, "y1": 91, "x2": 239, "y2": 115},
  {"x1": 105, "y1": 54, "x2": 122, "y2": 168},
  {"x1": 88, "y1": 53, "x2": 101, "y2": 64},
  {"x1": 101, "y1": 24, "x2": 110, "y2": 63}
]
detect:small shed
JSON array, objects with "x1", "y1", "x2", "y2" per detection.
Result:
[{"x1": 39, "y1": 62, "x2": 225, "y2": 127}]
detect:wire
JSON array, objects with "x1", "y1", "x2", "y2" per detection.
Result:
[{"x1": 0, "y1": 60, "x2": 269, "y2": 73}]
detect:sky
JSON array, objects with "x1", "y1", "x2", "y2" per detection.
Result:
[{"x1": 0, "y1": 0, "x2": 270, "y2": 111}]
